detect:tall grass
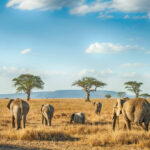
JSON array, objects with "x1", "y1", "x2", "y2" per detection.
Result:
[{"x1": 1, "y1": 98, "x2": 150, "y2": 149}]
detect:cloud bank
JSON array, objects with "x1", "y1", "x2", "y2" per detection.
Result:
[
  {"x1": 85, "y1": 42, "x2": 140, "y2": 54},
  {"x1": 6, "y1": 0, "x2": 150, "y2": 18}
]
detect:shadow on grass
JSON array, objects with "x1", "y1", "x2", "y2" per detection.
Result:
[
  {"x1": 36, "y1": 132, "x2": 80, "y2": 142},
  {"x1": 0, "y1": 145, "x2": 47, "y2": 150},
  {"x1": 94, "y1": 121, "x2": 112, "y2": 126}
]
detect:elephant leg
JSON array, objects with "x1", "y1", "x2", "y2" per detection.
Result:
[
  {"x1": 22, "y1": 115, "x2": 26, "y2": 128},
  {"x1": 117, "y1": 117, "x2": 119, "y2": 129},
  {"x1": 16, "y1": 116, "x2": 21, "y2": 130},
  {"x1": 12, "y1": 116, "x2": 15, "y2": 128},
  {"x1": 42, "y1": 114, "x2": 44, "y2": 124},
  {"x1": 127, "y1": 120, "x2": 131, "y2": 130},
  {"x1": 82, "y1": 119, "x2": 85, "y2": 124},
  {"x1": 123, "y1": 123, "x2": 127, "y2": 130},
  {"x1": 112, "y1": 114, "x2": 117, "y2": 131},
  {"x1": 124, "y1": 119, "x2": 131, "y2": 130},
  {"x1": 144, "y1": 121, "x2": 149, "y2": 131},
  {"x1": 44, "y1": 118, "x2": 48, "y2": 126},
  {"x1": 138, "y1": 122, "x2": 145, "y2": 130},
  {"x1": 48, "y1": 118, "x2": 51, "y2": 126}
]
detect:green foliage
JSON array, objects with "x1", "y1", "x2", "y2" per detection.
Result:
[
  {"x1": 12, "y1": 74, "x2": 44, "y2": 100},
  {"x1": 72, "y1": 77, "x2": 106, "y2": 101},
  {"x1": 105, "y1": 94, "x2": 111, "y2": 99},
  {"x1": 140, "y1": 93, "x2": 150, "y2": 98},
  {"x1": 72, "y1": 77, "x2": 106, "y2": 92},
  {"x1": 124, "y1": 81, "x2": 143, "y2": 98},
  {"x1": 118, "y1": 92, "x2": 126, "y2": 98}
]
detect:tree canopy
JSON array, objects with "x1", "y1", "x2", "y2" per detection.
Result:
[
  {"x1": 72, "y1": 77, "x2": 106, "y2": 101},
  {"x1": 124, "y1": 81, "x2": 143, "y2": 98},
  {"x1": 12, "y1": 74, "x2": 44, "y2": 101},
  {"x1": 118, "y1": 92, "x2": 126, "y2": 98},
  {"x1": 140, "y1": 93, "x2": 150, "y2": 98},
  {"x1": 105, "y1": 94, "x2": 111, "y2": 99}
]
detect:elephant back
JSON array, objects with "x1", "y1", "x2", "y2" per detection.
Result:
[
  {"x1": 74, "y1": 112, "x2": 85, "y2": 123},
  {"x1": 42, "y1": 104, "x2": 54, "y2": 114},
  {"x1": 11, "y1": 99, "x2": 29, "y2": 115},
  {"x1": 123, "y1": 98, "x2": 149, "y2": 122}
]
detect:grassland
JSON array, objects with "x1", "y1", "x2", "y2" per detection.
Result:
[{"x1": 0, "y1": 98, "x2": 150, "y2": 150}]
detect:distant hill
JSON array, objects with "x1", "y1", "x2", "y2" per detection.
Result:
[{"x1": 0, "y1": 90, "x2": 128, "y2": 99}]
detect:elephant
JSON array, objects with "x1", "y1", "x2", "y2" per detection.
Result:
[
  {"x1": 70, "y1": 112, "x2": 86, "y2": 124},
  {"x1": 122, "y1": 98, "x2": 150, "y2": 131},
  {"x1": 93, "y1": 102, "x2": 102, "y2": 115},
  {"x1": 112, "y1": 98, "x2": 150, "y2": 131},
  {"x1": 7, "y1": 98, "x2": 30, "y2": 130},
  {"x1": 41, "y1": 104, "x2": 54, "y2": 126},
  {"x1": 112, "y1": 98, "x2": 126, "y2": 130}
]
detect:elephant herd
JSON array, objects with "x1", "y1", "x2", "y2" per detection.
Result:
[
  {"x1": 7, "y1": 98, "x2": 102, "y2": 130},
  {"x1": 7, "y1": 97, "x2": 150, "y2": 131}
]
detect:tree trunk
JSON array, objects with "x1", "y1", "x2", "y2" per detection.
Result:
[
  {"x1": 136, "y1": 93, "x2": 139, "y2": 98},
  {"x1": 27, "y1": 92, "x2": 30, "y2": 101},
  {"x1": 85, "y1": 91, "x2": 90, "y2": 102}
]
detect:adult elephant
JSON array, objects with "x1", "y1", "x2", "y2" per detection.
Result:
[
  {"x1": 41, "y1": 104, "x2": 54, "y2": 126},
  {"x1": 112, "y1": 98, "x2": 126, "y2": 130},
  {"x1": 112, "y1": 98, "x2": 150, "y2": 131},
  {"x1": 7, "y1": 98, "x2": 30, "y2": 130},
  {"x1": 93, "y1": 102, "x2": 102, "y2": 115}
]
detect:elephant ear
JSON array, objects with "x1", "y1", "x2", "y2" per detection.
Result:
[
  {"x1": 41, "y1": 104, "x2": 44, "y2": 112},
  {"x1": 120, "y1": 99, "x2": 126, "y2": 107},
  {"x1": 117, "y1": 98, "x2": 122, "y2": 108},
  {"x1": 70, "y1": 113, "x2": 75, "y2": 123},
  {"x1": 7, "y1": 99, "x2": 14, "y2": 109},
  {"x1": 116, "y1": 98, "x2": 126, "y2": 116}
]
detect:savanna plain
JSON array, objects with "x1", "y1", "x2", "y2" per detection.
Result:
[{"x1": 0, "y1": 98, "x2": 150, "y2": 150}]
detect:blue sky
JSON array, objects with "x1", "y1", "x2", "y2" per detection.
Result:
[{"x1": 0, "y1": 0, "x2": 150, "y2": 94}]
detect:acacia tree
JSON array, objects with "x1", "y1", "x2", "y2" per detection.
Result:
[
  {"x1": 140, "y1": 93, "x2": 150, "y2": 98},
  {"x1": 72, "y1": 77, "x2": 106, "y2": 101},
  {"x1": 12, "y1": 74, "x2": 44, "y2": 101},
  {"x1": 124, "y1": 81, "x2": 143, "y2": 98},
  {"x1": 105, "y1": 94, "x2": 111, "y2": 99},
  {"x1": 118, "y1": 92, "x2": 126, "y2": 98}
]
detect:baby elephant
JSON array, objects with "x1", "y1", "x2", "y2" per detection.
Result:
[
  {"x1": 41, "y1": 104, "x2": 54, "y2": 126},
  {"x1": 70, "y1": 112, "x2": 86, "y2": 124},
  {"x1": 93, "y1": 102, "x2": 102, "y2": 115},
  {"x1": 7, "y1": 98, "x2": 30, "y2": 130}
]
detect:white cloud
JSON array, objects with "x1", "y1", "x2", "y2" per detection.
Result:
[
  {"x1": 0, "y1": 66, "x2": 71, "y2": 93},
  {"x1": 21, "y1": 48, "x2": 31, "y2": 54},
  {"x1": 0, "y1": 66, "x2": 67, "y2": 77},
  {"x1": 6, "y1": 0, "x2": 150, "y2": 19},
  {"x1": 70, "y1": 0, "x2": 150, "y2": 19},
  {"x1": 85, "y1": 42, "x2": 140, "y2": 54},
  {"x1": 6, "y1": 0, "x2": 85, "y2": 11},
  {"x1": 124, "y1": 15, "x2": 130, "y2": 19},
  {"x1": 121, "y1": 63, "x2": 147, "y2": 68},
  {"x1": 78, "y1": 69, "x2": 114, "y2": 78},
  {"x1": 98, "y1": 13, "x2": 114, "y2": 19},
  {"x1": 133, "y1": 15, "x2": 148, "y2": 19},
  {"x1": 112, "y1": 0, "x2": 150, "y2": 13},
  {"x1": 122, "y1": 72, "x2": 137, "y2": 78},
  {"x1": 70, "y1": 0, "x2": 110, "y2": 15}
]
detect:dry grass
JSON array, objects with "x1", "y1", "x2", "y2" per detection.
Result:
[{"x1": 0, "y1": 98, "x2": 150, "y2": 150}]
